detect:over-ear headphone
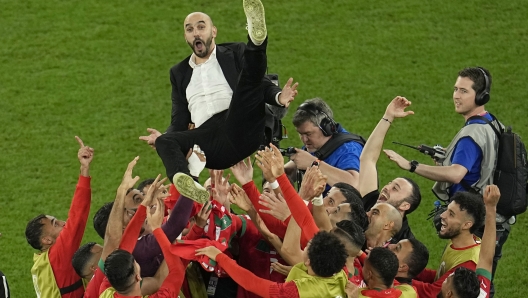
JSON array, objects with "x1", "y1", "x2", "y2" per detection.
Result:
[
  {"x1": 297, "y1": 102, "x2": 338, "y2": 136},
  {"x1": 475, "y1": 67, "x2": 491, "y2": 106}
]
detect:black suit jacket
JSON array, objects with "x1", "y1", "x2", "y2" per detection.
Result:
[{"x1": 166, "y1": 42, "x2": 282, "y2": 133}]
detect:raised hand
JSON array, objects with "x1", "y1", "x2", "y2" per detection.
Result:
[
  {"x1": 383, "y1": 149, "x2": 411, "y2": 171},
  {"x1": 119, "y1": 156, "x2": 140, "y2": 191},
  {"x1": 139, "y1": 128, "x2": 162, "y2": 149},
  {"x1": 255, "y1": 144, "x2": 285, "y2": 180},
  {"x1": 259, "y1": 192, "x2": 291, "y2": 221},
  {"x1": 187, "y1": 145, "x2": 207, "y2": 177},
  {"x1": 230, "y1": 157, "x2": 254, "y2": 185},
  {"x1": 76, "y1": 136, "x2": 94, "y2": 177},
  {"x1": 271, "y1": 262, "x2": 292, "y2": 276},
  {"x1": 483, "y1": 184, "x2": 501, "y2": 207},
  {"x1": 142, "y1": 174, "x2": 168, "y2": 207},
  {"x1": 229, "y1": 184, "x2": 252, "y2": 212},
  {"x1": 383, "y1": 96, "x2": 414, "y2": 122},
  {"x1": 147, "y1": 197, "x2": 165, "y2": 230},
  {"x1": 195, "y1": 246, "x2": 222, "y2": 261},
  {"x1": 195, "y1": 201, "x2": 212, "y2": 228},
  {"x1": 212, "y1": 170, "x2": 231, "y2": 205},
  {"x1": 278, "y1": 78, "x2": 299, "y2": 108},
  {"x1": 298, "y1": 166, "x2": 327, "y2": 200}
]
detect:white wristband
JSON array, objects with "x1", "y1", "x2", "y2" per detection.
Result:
[
  {"x1": 188, "y1": 152, "x2": 206, "y2": 177},
  {"x1": 269, "y1": 180, "x2": 279, "y2": 189},
  {"x1": 312, "y1": 194, "x2": 323, "y2": 206}
]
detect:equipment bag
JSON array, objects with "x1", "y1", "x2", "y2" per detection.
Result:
[{"x1": 469, "y1": 115, "x2": 528, "y2": 217}]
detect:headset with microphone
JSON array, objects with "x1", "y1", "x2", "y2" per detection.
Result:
[{"x1": 297, "y1": 102, "x2": 338, "y2": 136}]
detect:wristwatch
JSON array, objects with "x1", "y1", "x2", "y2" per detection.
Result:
[{"x1": 409, "y1": 160, "x2": 419, "y2": 173}]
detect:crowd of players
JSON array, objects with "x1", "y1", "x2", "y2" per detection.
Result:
[{"x1": 22, "y1": 0, "x2": 509, "y2": 297}]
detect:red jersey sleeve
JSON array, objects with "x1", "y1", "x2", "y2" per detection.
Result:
[
  {"x1": 83, "y1": 268, "x2": 105, "y2": 298},
  {"x1": 242, "y1": 181, "x2": 287, "y2": 238},
  {"x1": 477, "y1": 268, "x2": 492, "y2": 297},
  {"x1": 119, "y1": 205, "x2": 147, "y2": 252},
  {"x1": 413, "y1": 260, "x2": 477, "y2": 298},
  {"x1": 48, "y1": 175, "x2": 91, "y2": 298},
  {"x1": 216, "y1": 253, "x2": 279, "y2": 298},
  {"x1": 277, "y1": 174, "x2": 319, "y2": 247},
  {"x1": 183, "y1": 222, "x2": 206, "y2": 240},
  {"x1": 150, "y1": 228, "x2": 185, "y2": 297}
]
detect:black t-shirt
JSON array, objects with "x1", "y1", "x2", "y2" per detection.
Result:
[{"x1": 362, "y1": 190, "x2": 414, "y2": 244}]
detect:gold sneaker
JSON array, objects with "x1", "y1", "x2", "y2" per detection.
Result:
[
  {"x1": 173, "y1": 173, "x2": 210, "y2": 204},
  {"x1": 243, "y1": 0, "x2": 267, "y2": 45}
]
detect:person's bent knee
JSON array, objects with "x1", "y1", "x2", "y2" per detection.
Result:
[{"x1": 155, "y1": 133, "x2": 172, "y2": 150}]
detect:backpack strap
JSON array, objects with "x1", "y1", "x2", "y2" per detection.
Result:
[
  {"x1": 467, "y1": 114, "x2": 502, "y2": 137},
  {"x1": 313, "y1": 132, "x2": 365, "y2": 160}
]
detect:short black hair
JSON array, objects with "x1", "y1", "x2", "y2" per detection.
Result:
[
  {"x1": 307, "y1": 231, "x2": 347, "y2": 277},
  {"x1": 93, "y1": 202, "x2": 113, "y2": 239},
  {"x1": 25, "y1": 214, "x2": 47, "y2": 250},
  {"x1": 458, "y1": 67, "x2": 492, "y2": 95},
  {"x1": 405, "y1": 238, "x2": 429, "y2": 279},
  {"x1": 334, "y1": 182, "x2": 361, "y2": 198},
  {"x1": 401, "y1": 177, "x2": 421, "y2": 214},
  {"x1": 72, "y1": 242, "x2": 97, "y2": 277},
  {"x1": 368, "y1": 247, "x2": 399, "y2": 288},
  {"x1": 340, "y1": 189, "x2": 368, "y2": 230},
  {"x1": 452, "y1": 267, "x2": 480, "y2": 298},
  {"x1": 336, "y1": 220, "x2": 365, "y2": 250},
  {"x1": 137, "y1": 178, "x2": 155, "y2": 193},
  {"x1": 451, "y1": 192, "x2": 485, "y2": 234},
  {"x1": 104, "y1": 249, "x2": 136, "y2": 292}
]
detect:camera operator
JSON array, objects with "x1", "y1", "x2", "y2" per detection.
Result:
[
  {"x1": 284, "y1": 98, "x2": 364, "y2": 194},
  {"x1": 384, "y1": 67, "x2": 506, "y2": 297}
]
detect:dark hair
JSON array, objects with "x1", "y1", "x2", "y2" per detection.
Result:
[
  {"x1": 72, "y1": 242, "x2": 97, "y2": 277},
  {"x1": 340, "y1": 189, "x2": 368, "y2": 230},
  {"x1": 25, "y1": 214, "x2": 47, "y2": 250},
  {"x1": 104, "y1": 249, "x2": 136, "y2": 292},
  {"x1": 458, "y1": 67, "x2": 492, "y2": 95},
  {"x1": 452, "y1": 267, "x2": 480, "y2": 298},
  {"x1": 307, "y1": 231, "x2": 347, "y2": 277},
  {"x1": 451, "y1": 192, "x2": 485, "y2": 233},
  {"x1": 137, "y1": 178, "x2": 155, "y2": 193},
  {"x1": 336, "y1": 220, "x2": 365, "y2": 250},
  {"x1": 401, "y1": 177, "x2": 421, "y2": 214},
  {"x1": 292, "y1": 98, "x2": 334, "y2": 128},
  {"x1": 334, "y1": 182, "x2": 361, "y2": 198},
  {"x1": 368, "y1": 247, "x2": 399, "y2": 288},
  {"x1": 405, "y1": 238, "x2": 429, "y2": 279},
  {"x1": 93, "y1": 202, "x2": 113, "y2": 239}
]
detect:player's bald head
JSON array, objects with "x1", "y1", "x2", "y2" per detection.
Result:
[
  {"x1": 383, "y1": 203, "x2": 403, "y2": 236},
  {"x1": 184, "y1": 12, "x2": 213, "y2": 27}
]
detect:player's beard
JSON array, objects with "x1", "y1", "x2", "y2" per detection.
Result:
[
  {"x1": 188, "y1": 35, "x2": 213, "y2": 58},
  {"x1": 438, "y1": 225, "x2": 461, "y2": 239}
]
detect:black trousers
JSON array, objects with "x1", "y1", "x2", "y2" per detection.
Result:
[{"x1": 156, "y1": 38, "x2": 268, "y2": 181}]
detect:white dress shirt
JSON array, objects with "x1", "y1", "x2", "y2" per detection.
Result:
[{"x1": 186, "y1": 47, "x2": 233, "y2": 128}]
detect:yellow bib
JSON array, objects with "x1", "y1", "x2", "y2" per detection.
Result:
[
  {"x1": 435, "y1": 239, "x2": 480, "y2": 280},
  {"x1": 31, "y1": 251, "x2": 62, "y2": 298}
]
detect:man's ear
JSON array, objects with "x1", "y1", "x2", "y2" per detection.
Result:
[
  {"x1": 41, "y1": 236, "x2": 53, "y2": 246},
  {"x1": 399, "y1": 201, "x2": 410, "y2": 212},
  {"x1": 398, "y1": 263, "x2": 409, "y2": 273},
  {"x1": 212, "y1": 26, "x2": 217, "y2": 38},
  {"x1": 462, "y1": 220, "x2": 474, "y2": 232},
  {"x1": 385, "y1": 221, "x2": 395, "y2": 231}
]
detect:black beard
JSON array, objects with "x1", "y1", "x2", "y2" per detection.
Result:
[
  {"x1": 188, "y1": 36, "x2": 213, "y2": 58},
  {"x1": 438, "y1": 228, "x2": 460, "y2": 239}
]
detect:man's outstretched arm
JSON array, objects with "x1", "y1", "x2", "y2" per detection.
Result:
[{"x1": 359, "y1": 96, "x2": 414, "y2": 197}]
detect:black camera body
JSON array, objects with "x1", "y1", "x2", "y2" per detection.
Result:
[{"x1": 280, "y1": 147, "x2": 296, "y2": 157}]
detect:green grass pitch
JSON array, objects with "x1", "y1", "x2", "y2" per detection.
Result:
[{"x1": 1, "y1": 0, "x2": 527, "y2": 296}]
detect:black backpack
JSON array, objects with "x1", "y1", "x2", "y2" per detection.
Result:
[{"x1": 469, "y1": 114, "x2": 528, "y2": 217}]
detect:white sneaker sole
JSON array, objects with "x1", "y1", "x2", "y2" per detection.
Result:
[
  {"x1": 173, "y1": 173, "x2": 210, "y2": 204},
  {"x1": 244, "y1": 0, "x2": 267, "y2": 44}
]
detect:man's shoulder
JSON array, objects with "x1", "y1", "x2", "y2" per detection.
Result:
[{"x1": 170, "y1": 55, "x2": 192, "y2": 72}]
